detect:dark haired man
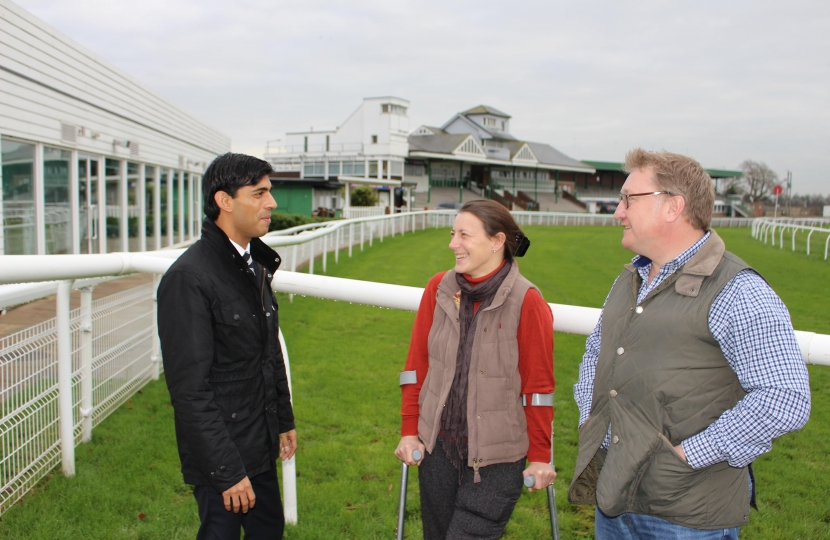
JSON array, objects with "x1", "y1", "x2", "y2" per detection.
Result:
[
  {"x1": 158, "y1": 152, "x2": 296, "y2": 539},
  {"x1": 569, "y1": 149, "x2": 810, "y2": 539}
]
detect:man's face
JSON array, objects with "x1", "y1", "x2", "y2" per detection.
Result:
[
  {"x1": 613, "y1": 168, "x2": 669, "y2": 257},
  {"x1": 227, "y1": 175, "x2": 276, "y2": 242}
]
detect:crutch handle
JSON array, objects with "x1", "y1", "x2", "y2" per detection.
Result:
[
  {"x1": 524, "y1": 475, "x2": 536, "y2": 488},
  {"x1": 412, "y1": 449, "x2": 422, "y2": 462}
]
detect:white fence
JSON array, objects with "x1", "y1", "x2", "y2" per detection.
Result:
[
  {"x1": 0, "y1": 280, "x2": 158, "y2": 514},
  {"x1": 341, "y1": 206, "x2": 386, "y2": 219},
  {"x1": 0, "y1": 211, "x2": 824, "y2": 521},
  {"x1": 751, "y1": 218, "x2": 830, "y2": 259}
]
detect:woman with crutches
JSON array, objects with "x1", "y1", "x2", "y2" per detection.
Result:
[{"x1": 394, "y1": 200, "x2": 555, "y2": 539}]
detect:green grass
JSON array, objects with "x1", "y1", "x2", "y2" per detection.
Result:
[{"x1": 0, "y1": 225, "x2": 827, "y2": 539}]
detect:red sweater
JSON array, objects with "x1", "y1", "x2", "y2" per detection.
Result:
[{"x1": 401, "y1": 265, "x2": 555, "y2": 463}]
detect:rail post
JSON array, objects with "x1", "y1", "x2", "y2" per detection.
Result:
[
  {"x1": 80, "y1": 286, "x2": 94, "y2": 441},
  {"x1": 57, "y1": 280, "x2": 75, "y2": 477}
]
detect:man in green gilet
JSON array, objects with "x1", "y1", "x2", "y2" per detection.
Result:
[{"x1": 570, "y1": 149, "x2": 810, "y2": 539}]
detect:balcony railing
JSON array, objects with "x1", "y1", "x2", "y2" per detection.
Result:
[{"x1": 265, "y1": 142, "x2": 365, "y2": 155}]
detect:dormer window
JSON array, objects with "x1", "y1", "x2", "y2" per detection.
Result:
[
  {"x1": 381, "y1": 103, "x2": 408, "y2": 115},
  {"x1": 483, "y1": 117, "x2": 497, "y2": 127}
]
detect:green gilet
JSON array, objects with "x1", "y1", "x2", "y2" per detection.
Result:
[{"x1": 569, "y1": 231, "x2": 754, "y2": 529}]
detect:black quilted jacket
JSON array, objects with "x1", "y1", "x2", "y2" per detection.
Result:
[{"x1": 158, "y1": 218, "x2": 294, "y2": 492}]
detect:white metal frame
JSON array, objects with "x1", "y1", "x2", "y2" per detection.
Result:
[{"x1": 752, "y1": 218, "x2": 830, "y2": 259}]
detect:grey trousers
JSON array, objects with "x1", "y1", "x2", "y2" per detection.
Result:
[{"x1": 418, "y1": 440, "x2": 525, "y2": 540}]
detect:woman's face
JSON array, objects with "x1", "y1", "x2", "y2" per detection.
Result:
[{"x1": 449, "y1": 211, "x2": 505, "y2": 278}]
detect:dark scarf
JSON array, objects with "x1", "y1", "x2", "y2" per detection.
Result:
[{"x1": 438, "y1": 260, "x2": 513, "y2": 483}]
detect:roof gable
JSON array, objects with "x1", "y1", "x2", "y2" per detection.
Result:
[
  {"x1": 412, "y1": 125, "x2": 438, "y2": 136},
  {"x1": 512, "y1": 143, "x2": 537, "y2": 162},
  {"x1": 462, "y1": 105, "x2": 511, "y2": 118},
  {"x1": 453, "y1": 135, "x2": 485, "y2": 156}
]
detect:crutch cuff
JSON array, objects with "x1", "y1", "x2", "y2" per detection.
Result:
[
  {"x1": 522, "y1": 393, "x2": 554, "y2": 407},
  {"x1": 400, "y1": 370, "x2": 417, "y2": 386}
]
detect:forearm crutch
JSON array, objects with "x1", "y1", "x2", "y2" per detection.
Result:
[
  {"x1": 397, "y1": 448, "x2": 422, "y2": 540},
  {"x1": 522, "y1": 392, "x2": 560, "y2": 540},
  {"x1": 396, "y1": 370, "x2": 420, "y2": 540}
]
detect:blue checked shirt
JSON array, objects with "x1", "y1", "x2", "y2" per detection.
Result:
[{"x1": 573, "y1": 232, "x2": 811, "y2": 469}]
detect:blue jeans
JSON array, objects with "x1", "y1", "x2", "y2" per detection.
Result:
[{"x1": 595, "y1": 508, "x2": 740, "y2": 540}]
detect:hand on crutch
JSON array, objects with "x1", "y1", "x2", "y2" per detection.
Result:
[
  {"x1": 521, "y1": 392, "x2": 560, "y2": 540},
  {"x1": 395, "y1": 370, "x2": 424, "y2": 540}
]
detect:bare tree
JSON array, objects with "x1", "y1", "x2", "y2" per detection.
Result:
[{"x1": 739, "y1": 160, "x2": 778, "y2": 202}]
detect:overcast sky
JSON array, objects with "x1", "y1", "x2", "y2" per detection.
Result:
[{"x1": 16, "y1": 0, "x2": 830, "y2": 194}]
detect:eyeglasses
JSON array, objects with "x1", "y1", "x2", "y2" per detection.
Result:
[{"x1": 618, "y1": 191, "x2": 672, "y2": 208}]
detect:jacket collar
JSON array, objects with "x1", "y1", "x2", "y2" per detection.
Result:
[
  {"x1": 439, "y1": 261, "x2": 520, "y2": 312},
  {"x1": 622, "y1": 230, "x2": 724, "y2": 298},
  {"x1": 200, "y1": 218, "x2": 282, "y2": 274}
]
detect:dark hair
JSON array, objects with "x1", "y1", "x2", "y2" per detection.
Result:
[
  {"x1": 202, "y1": 153, "x2": 274, "y2": 220},
  {"x1": 458, "y1": 200, "x2": 525, "y2": 261}
]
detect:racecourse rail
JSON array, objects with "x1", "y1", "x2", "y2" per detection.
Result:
[
  {"x1": 0, "y1": 210, "x2": 828, "y2": 523},
  {"x1": 751, "y1": 217, "x2": 830, "y2": 259}
]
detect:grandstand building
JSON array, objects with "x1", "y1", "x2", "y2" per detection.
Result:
[{"x1": 264, "y1": 98, "x2": 596, "y2": 214}]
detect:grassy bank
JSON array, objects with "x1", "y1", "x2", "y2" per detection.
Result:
[{"x1": 0, "y1": 225, "x2": 827, "y2": 539}]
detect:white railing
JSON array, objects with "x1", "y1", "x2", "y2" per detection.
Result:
[
  {"x1": 0, "y1": 210, "x2": 822, "y2": 521},
  {"x1": 0, "y1": 279, "x2": 159, "y2": 515},
  {"x1": 751, "y1": 218, "x2": 830, "y2": 259},
  {"x1": 342, "y1": 206, "x2": 386, "y2": 219},
  {"x1": 265, "y1": 142, "x2": 364, "y2": 155}
]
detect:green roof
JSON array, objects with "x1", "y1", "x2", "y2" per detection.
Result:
[
  {"x1": 581, "y1": 160, "x2": 626, "y2": 172},
  {"x1": 704, "y1": 168, "x2": 742, "y2": 178},
  {"x1": 581, "y1": 160, "x2": 742, "y2": 178}
]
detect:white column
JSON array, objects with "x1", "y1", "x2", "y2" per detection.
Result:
[
  {"x1": 309, "y1": 239, "x2": 314, "y2": 275},
  {"x1": 167, "y1": 168, "x2": 174, "y2": 247},
  {"x1": 97, "y1": 156, "x2": 107, "y2": 254},
  {"x1": 57, "y1": 280, "x2": 75, "y2": 476},
  {"x1": 153, "y1": 167, "x2": 161, "y2": 250},
  {"x1": 69, "y1": 150, "x2": 80, "y2": 254},
  {"x1": 322, "y1": 233, "x2": 327, "y2": 273},
  {"x1": 344, "y1": 183, "x2": 351, "y2": 218},
  {"x1": 334, "y1": 227, "x2": 340, "y2": 264},
  {"x1": 119, "y1": 159, "x2": 128, "y2": 252},
  {"x1": 152, "y1": 274, "x2": 162, "y2": 380},
  {"x1": 0, "y1": 145, "x2": 4, "y2": 255},
  {"x1": 188, "y1": 171, "x2": 195, "y2": 239},
  {"x1": 80, "y1": 286, "x2": 94, "y2": 441},
  {"x1": 34, "y1": 143, "x2": 45, "y2": 254},
  {"x1": 194, "y1": 174, "x2": 202, "y2": 235},
  {"x1": 178, "y1": 170, "x2": 185, "y2": 244},
  {"x1": 138, "y1": 163, "x2": 146, "y2": 251},
  {"x1": 277, "y1": 330, "x2": 297, "y2": 524},
  {"x1": 364, "y1": 158, "x2": 369, "y2": 180}
]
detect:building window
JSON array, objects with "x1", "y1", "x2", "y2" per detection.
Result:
[
  {"x1": 483, "y1": 117, "x2": 496, "y2": 127},
  {"x1": 328, "y1": 161, "x2": 340, "y2": 176},
  {"x1": 304, "y1": 136, "x2": 308, "y2": 152},
  {"x1": 405, "y1": 163, "x2": 425, "y2": 177},
  {"x1": 1, "y1": 138, "x2": 36, "y2": 255},
  {"x1": 371, "y1": 135, "x2": 378, "y2": 144},
  {"x1": 342, "y1": 162, "x2": 365, "y2": 176},
  {"x1": 381, "y1": 103, "x2": 407, "y2": 115},
  {"x1": 326, "y1": 135, "x2": 330, "y2": 152},
  {"x1": 43, "y1": 146, "x2": 72, "y2": 254},
  {"x1": 303, "y1": 162, "x2": 324, "y2": 177}
]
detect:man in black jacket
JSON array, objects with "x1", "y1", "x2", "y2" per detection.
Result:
[{"x1": 158, "y1": 153, "x2": 296, "y2": 539}]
